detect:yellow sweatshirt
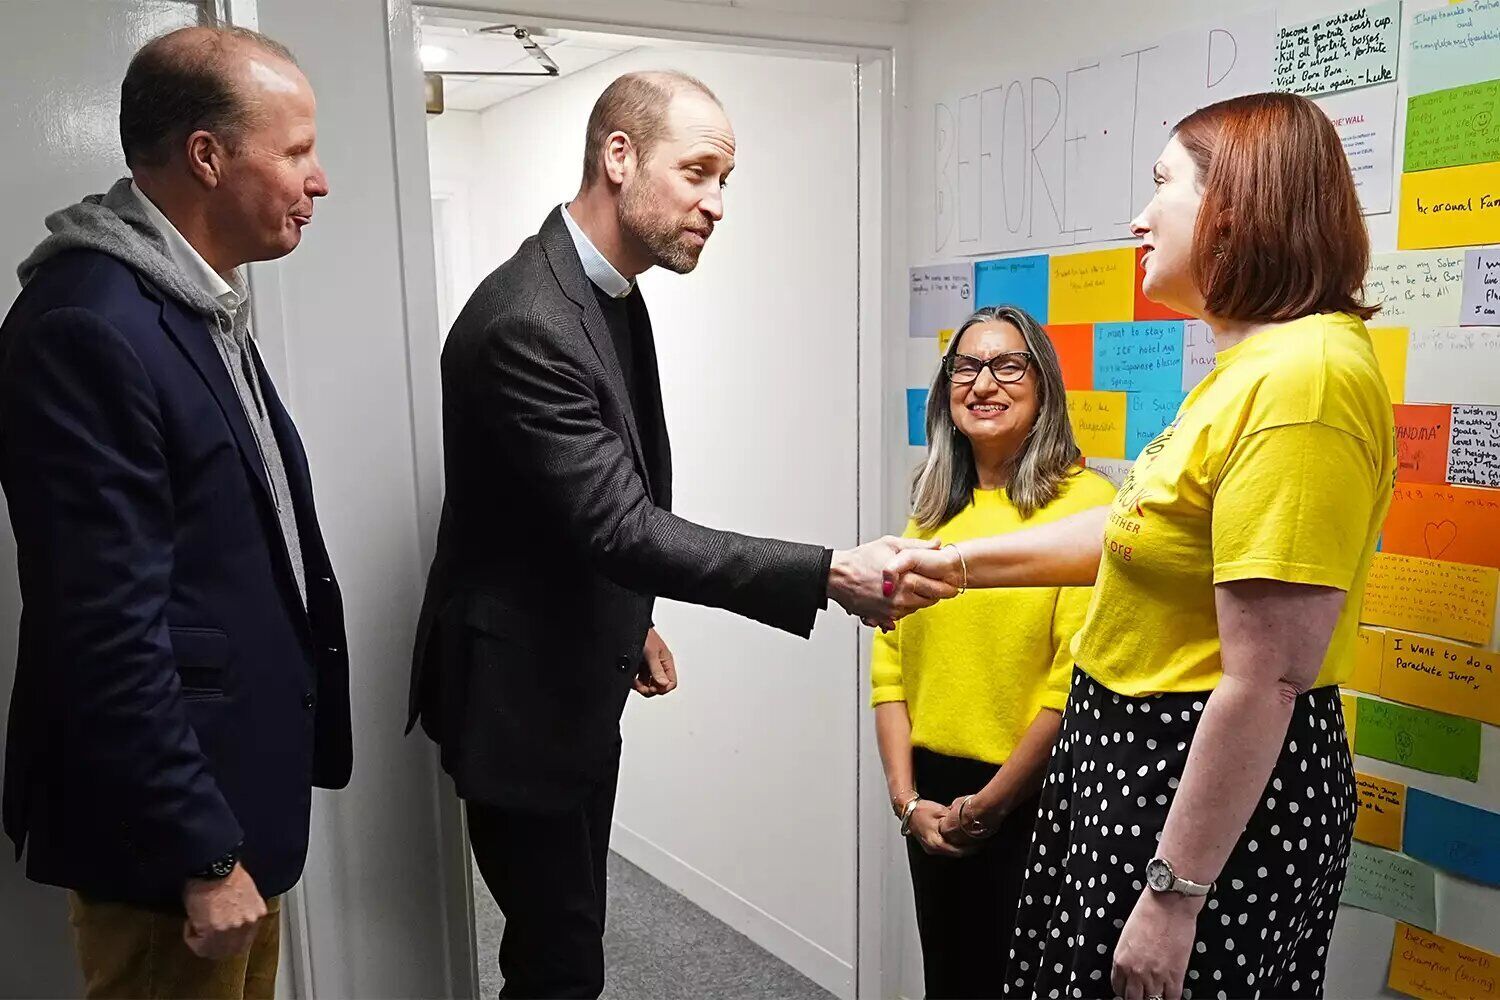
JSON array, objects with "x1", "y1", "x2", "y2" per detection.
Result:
[{"x1": 871, "y1": 469, "x2": 1117, "y2": 765}]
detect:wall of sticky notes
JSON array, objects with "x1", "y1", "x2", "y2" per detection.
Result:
[{"x1": 901, "y1": 3, "x2": 1500, "y2": 996}]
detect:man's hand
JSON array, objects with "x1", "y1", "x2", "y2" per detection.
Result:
[
  {"x1": 182, "y1": 862, "x2": 267, "y2": 959},
  {"x1": 829, "y1": 536, "x2": 950, "y2": 629},
  {"x1": 633, "y1": 627, "x2": 678, "y2": 698}
]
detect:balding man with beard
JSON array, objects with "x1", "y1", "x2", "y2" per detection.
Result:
[{"x1": 0, "y1": 26, "x2": 348, "y2": 999}]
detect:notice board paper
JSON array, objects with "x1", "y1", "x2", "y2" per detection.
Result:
[
  {"x1": 1341, "y1": 841, "x2": 1437, "y2": 931},
  {"x1": 1381, "y1": 482, "x2": 1500, "y2": 569},
  {"x1": 1394, "y1": 404, "x2": 1452, "y2": 485},
  {"x1": 1382, "y1": 629, "x2": 1500, "y2": 726},
  {"x1": 1398, "y1": 161, "x2": 1500, "y2": 250},
  {"x1": 1405, "y1": 79, "x2": 1500, "y2": 173},
  {"x1": 1366, "y1": 250, "x2": 1466, "y2": 327},
  {"x1": 910, "y1": 264, "x2": 973, "y2": 339},
  {"x1": 1407, "y1": 326, "x2": 1500, "y2": 405},
  {"x1": 1354, "y1": 771, "x2": 1407, "y2": 850},
  {"x1": 1388, "y1": 922, "x2": 1500, "y2": 1000},
  {"x1": 1461, "y1": 247, "x2": 1500, "y2": 323},
  {"x1": 1403, "y1": 787, "x2": 1500, "y2": 887},
  {"x1": 1352, "y1": 696, "x2": 1481, "y2": 782},
  {"x1": 1048, "y1": 249, "x2": 1135, "y2": 325},
  {"x1": 1066, "y1": 391, "x2": 1128, "y2": 461},
  {"x1": 1448, "y1": 404, "x2": 1500, "y2": 487},
  {"x1": 1359, "y1": 551, "x2": 1498, "y2": 645}
]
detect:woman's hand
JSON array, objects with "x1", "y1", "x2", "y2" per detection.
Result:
[
  {"x1": 881, "y1": 545, "x2": 964, "y2": 620},
  {"x1": 908, "y1": 800, "x2": 971, "y2": 858},
  {"x1": 1111, "y1": 889, "x2": 1201, "y2": 1000},
  {"x1": 937, "y1": 794, "x2": 999, "y2": 848}
]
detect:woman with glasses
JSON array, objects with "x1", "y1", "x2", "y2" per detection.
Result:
[
  {"x1": 884, "y1": 93, "x2": 1393, "y2": 1000},
  {"x1": 872, "y1": 304, "x2": 1116, "y2": 1000}
]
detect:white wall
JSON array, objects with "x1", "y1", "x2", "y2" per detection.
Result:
[
  {"x1": 426, "y1": 42, "x2": 867, "y2": 996},
  {"x1": 898, "y1": 3, "x2": 1498, "y2": 1000},
  {"x1": 425, "y1": 109, "x2": 483, "y2": 333}
]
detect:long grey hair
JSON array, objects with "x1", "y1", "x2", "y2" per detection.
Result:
[{"x1": 911, "y1": 304, "x2": 1082, "y2": 530}]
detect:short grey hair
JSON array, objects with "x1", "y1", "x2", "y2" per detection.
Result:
[
  {"x1": 121, "y1": 25, "x2": 298, "y2": 168},
  {"x1": 581, "y1": 70, "x2": 722, "y2": 185},
  {"x1": 910, "y1": 305, "x2": 1082, "y2": 529}
]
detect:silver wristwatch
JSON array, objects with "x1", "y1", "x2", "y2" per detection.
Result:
[{"x1": 1145, "y1": 857, "x2": 1212, "y2": 897}]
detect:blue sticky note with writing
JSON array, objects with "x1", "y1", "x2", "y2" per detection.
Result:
[
  {"x1": 1094, "y1": 321, "x2": 1185, "y2": 392},
  {"x1": 1403, "y1": 787, "x2": 1500, "y2": 887},
  {"x1": 974, "y1": 254, "x2": 1049, "y2": 323},
  {"x1": 1125, "y1": 391, "x2": 1186, "y2": 459},
  {"x1": 907, "y1": 388, "x2": 929, "y2": 447}
]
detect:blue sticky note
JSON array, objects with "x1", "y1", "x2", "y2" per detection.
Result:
[
  {"x1": 1094, "y1": 321, "x2": 1185, "y2": 392},
  {"x1": 974, "y1": 254, "x2": 1049, "y2": 323},
  {"x1": 1403, "y1": 787, "x2": 1500, "y2": 887},
  {"x1": 907, "y1": 388, "x2": 929, "y2": 447},
  {"x1": 1409, "y1": 2, "x2": 1500, "y2": 98},
  {"x1": 1125, "y1": 391, "x2": 1186, "y2": 459}
]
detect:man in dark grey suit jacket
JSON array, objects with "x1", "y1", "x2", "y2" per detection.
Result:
[{"x1": 408, "y1": 70, "x2": 921, "y2": 998}]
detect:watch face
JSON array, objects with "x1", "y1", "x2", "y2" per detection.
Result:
[{"x1": 1146, "y1": 859, "x2": 1173, "y2": 891}]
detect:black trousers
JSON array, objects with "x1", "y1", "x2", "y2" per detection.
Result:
[
  {"x1": 465, "y1": 751, "x2": 621, "y2": 1000},
  {"x1": 906, "y1": 746, "x2": 1041, "y2": 1000}
]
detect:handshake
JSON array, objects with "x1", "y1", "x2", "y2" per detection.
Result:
[{"x1": 828, "y1": 536, "x2": 966, "y2": 630}]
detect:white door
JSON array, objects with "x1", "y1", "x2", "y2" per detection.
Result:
[{"x1": 419, "y1": 31, "x2": 862, "y2": 998}]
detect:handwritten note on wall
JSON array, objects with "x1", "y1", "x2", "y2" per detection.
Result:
[
  {"x1": 1387, "y1": 923, "x2": 1500, "y2": 1000},
  {"x1": 1406, "y1": 79, "x2": 1500, "y2": 173},
  {"x1": 1398, "y1": 161, "x2": 1500, "y2": 250},
  {"x1": 1066, "y1": 391, "x2": 1127, "y2": 461},
  {"x1": 1355, "y1": 771, "x2": 1407, "y2": 849},
  {"x1": 1093, "y1": 322, "x2": 1185, "y2": 392},
  {"x1": 1403, "y1": 788, "x2": 1500, "y2": 887},
  {"x1": 1086, "y1": 458, "x2": 1133, "y2": 488},
  {"x1": 1181, "y1": 320, "x2": 1215, "y2": 392},
  {"x1": 1319, "y1": 83, "x2": 1400, "y2": 215},
  {"x1": 909, "y1": 264, "x2": 974, "y2": 339},
  {"x1": 1408, "y1": 0, "x2": 1500, "y2": 98},
  {"x1": 1449, "y1": 404, "x2": 1500, "y2": 487},
  {"x1": 1366, "y1": 250, "x2": 1465, "y2": 326},
  {"x1": 1342, "y1": 841, "x2": 1437, "y2": 931},
  {"x1": 1382, "y1": 482, "x2": 1500, "y2": 569},
  {"x1": 1462, "y1": 247, "x2": 1500, "y2": 323},
  {"x1": 1352, "y1": 626, "x2": 1386, "y2": 692},
  {"x1": 1048, "y1": 249, "x2": 1135, "y2": 326},
  {"x1": 1352, "y1": 696, "x2": 1482, "y2": 781},
  {"x1": 1383, "y1": 629, "x2": 1500, "y2": 726},
  {"x1": 1125, "y1": 392, "x2": 1186, "y2": 460},
  {"x1": 1360, "y1": 551, "x2": 1499, "y2": 644},
  {"x1": 1407, "y1": 326, "x2": 1500, "y2": 405},
  {"x1": 1395, "y1": 404, "x2": 1452, "y2": 484},
  {"x1": 1274, "y1": 2, "x2": 1400, "y2": 97},
  {"x1": 974, "y1": 255, "x2": 1048, "y2": 322}
]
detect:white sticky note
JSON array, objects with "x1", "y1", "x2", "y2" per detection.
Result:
[
  {"x1": 1182, "y1": 320, "x2": 1217, "y2": 392},
  {"x1": 1461, "y1": 248, "x2": 1500, "y2": 325},
  {"x1": 1406, "y1": 327, "x2": 1500, "y2": 405}
]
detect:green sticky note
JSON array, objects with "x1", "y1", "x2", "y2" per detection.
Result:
[
  {"x1": 1341, "y1": 841, "x2": 1438, "y2": 931},
  {"x1": 1353, "y1": 697, "x2": 1481, "y2": 782},
  {"x1": 1405, "y1": 79, "x2": 1500, "y2": 173}
]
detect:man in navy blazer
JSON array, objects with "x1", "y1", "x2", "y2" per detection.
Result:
[{"x1": 0, "y1": 26, "x2": 348, "y2": 998}]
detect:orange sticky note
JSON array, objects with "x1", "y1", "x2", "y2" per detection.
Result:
[
  {"x1": 1355, "y1": 772, "x2": 1406, "y2": 850},
  {"x1": 1349, "y1": 627, "x2": 1385, "y2": 693},
  {"x1": 1342, "y1": 692, "x2": 1359, "y2": 748},
  {"x1": 1360, "y1": 552, "x2": 1498, "y2": 645},
  {"x1": 1394, "y1": 404, "x2": 1452, "y2": 484},
  {"x1": 1388, "y1": 923, "x2": 1500, "y2": 1000},
  {"x1": 1048, "y1": 248, "x2": 1135, "y2": 325},
  {"x1": 1398, "y1": 161, "x2": 1500, "y2": 251},
  {"x1": 1382, "y1": 483, "x2": 1500, "y2": 569},
  {"x1": 1133, "y1": 246, "x2": 1192, "y2": 321},
  {"x1": 1045, "y1": 324, "x2": 1094, "y2": 390},
  {"x1": 1381, "y1": 629, "x2": 1500, "y2": 726},
  {"x1": 1370, "y1": 326, "x2": 1411, "y2": 403}
]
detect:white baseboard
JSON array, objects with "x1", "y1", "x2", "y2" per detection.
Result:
[{"x1": 610, "y1": 821, "x2": 855, "y2": 1000}]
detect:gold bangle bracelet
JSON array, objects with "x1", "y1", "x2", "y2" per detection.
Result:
[{"x1": 944, "y1": 543, "x2": 969, "y2": 595}]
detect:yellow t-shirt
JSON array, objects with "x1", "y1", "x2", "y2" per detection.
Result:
[
  {"x1": 1072, "y1": 312, "x2": 1396, "y2": 696},
  {"x1": 871, "y1": 470, "x2": 1117, "y2": 765}
]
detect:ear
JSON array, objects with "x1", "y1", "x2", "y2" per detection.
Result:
[
  {"x1": 604, "y1": 130, "x2": 636, "y2": 186},
  {"x1": 183, "y1": 130, "x2": 226, "y2": 190}
]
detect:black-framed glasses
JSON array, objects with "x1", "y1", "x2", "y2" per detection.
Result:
[{"x1": 946, "y1": 351, "x2": 1033, "y2": 385}]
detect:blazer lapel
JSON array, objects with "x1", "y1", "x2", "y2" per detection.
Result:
[{"x1": 537, "y1": 207, "x2": 655, "y2": 502}]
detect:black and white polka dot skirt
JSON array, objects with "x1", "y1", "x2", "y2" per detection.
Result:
[{"x1": 1006, "y1": 668, "x2": 1356, "y2": 1000}]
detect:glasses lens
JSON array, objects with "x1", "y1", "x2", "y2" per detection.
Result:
[
  {"x1": 950, "y1": 359, "x2": 982, "y2": 383},
  {"x1": 994, "y1": 355, "x2": 1029, "y2": 381}
]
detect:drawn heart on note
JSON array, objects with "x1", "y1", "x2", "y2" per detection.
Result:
[{"x1": 1425, "y1": 520, "x2": 1458, "y2": 559}]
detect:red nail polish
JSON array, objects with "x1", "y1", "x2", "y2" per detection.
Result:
[{"x1": 882, "y1": 580, "x2": 894, "y2": 597}]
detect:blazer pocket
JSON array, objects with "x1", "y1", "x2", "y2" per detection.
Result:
[{"x1": 169, "y1": 626, "x2": 229, "y2": 697}]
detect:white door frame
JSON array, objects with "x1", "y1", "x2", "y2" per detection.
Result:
[{"x1": 380, "y1": 2, "x2": 910, "y2": 997}]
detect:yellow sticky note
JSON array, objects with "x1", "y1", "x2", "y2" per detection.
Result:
[
  {"x1": 1381, "y1": 629, "x2": 1500, "y2": 726},
  {"x1": 1359, "y1": 552, "x2": 1499, "y2": 645},
  {"x1": 1065, "y1": 390, "x2": 1128, "y2": 460},
  {"x1": 1388, "y1": 923, "x2": 1500, "y2": 1000},
  {"x1": 1049, "y1": 248, "x2": 1135, "y2": 324},
  {"x1": 1368, "y1": 327, "x2": 1409, "y2": 403},
  {"x1": 1398, "y1": 161, "x2": 1500, "y2": 250},
  {"x1": 938, "y1": 328, "x2": 955, "y2": 354},
  {"x1": 1355, "y1": 771, "x2": 1406, "y2": 850},
  {"x1": 1342, "y1": 692, "x2": 1359, "y2": 748},
  {"x1": 1349, "y1": 626, "x2": 1385, "y2": 693}
]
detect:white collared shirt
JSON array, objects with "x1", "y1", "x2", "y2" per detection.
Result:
[
  {"x1": 129, "y1": 180, "x2": 248, "y2": 316},
  {"x1": 561, "y1": 203, "x2": 634, "y2": 299}
]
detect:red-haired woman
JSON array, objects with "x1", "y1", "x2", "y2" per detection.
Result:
[{"x1": 883, "y1": 92, "x2": 1395, "y2": 1000}]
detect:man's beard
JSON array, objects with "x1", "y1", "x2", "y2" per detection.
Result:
[{"x1": 619, "y1": 173, "x2": 707, "y2": 275}]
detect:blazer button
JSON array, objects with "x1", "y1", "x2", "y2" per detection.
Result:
[
  {"x1": 302, "y1": 692, "x2": 316, "y2": 709},
  {"x1": 616, "y1": 655, "x2": 633, "y2": 672}
]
